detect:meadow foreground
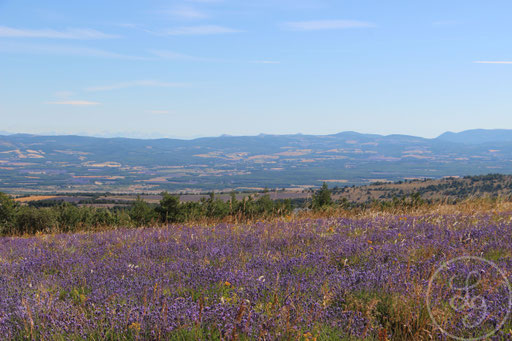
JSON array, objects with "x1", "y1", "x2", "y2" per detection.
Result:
[{"x1": 1, "y1": 212, "x2": 512, "y2": 340}]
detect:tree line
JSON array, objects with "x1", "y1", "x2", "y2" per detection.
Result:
[
  {"x1": 0, "y1": 191, "x2": 294, "y2": 235},
  {"x1": 0, "y1": 182, "x2": 442, "y2": 236}
]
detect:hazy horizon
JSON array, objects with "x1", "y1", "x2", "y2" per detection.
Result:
[{"x1": 0, "y1": 127, "x2": 508, "y2": 140}]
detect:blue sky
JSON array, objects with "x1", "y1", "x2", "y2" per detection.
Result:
[{"x1": 1, "y1": 0, "x2": 511, "y2": 139}]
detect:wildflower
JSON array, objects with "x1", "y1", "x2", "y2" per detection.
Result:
[
  {"x1": 303, "y1": 332, "x2": 317, "y2": 341},
  {"x1": 224, "y1": 281, "x2": 231, "y2": 287},
  {"x1": 129, "y1": 322, "x2": 141, "y2": 332}
]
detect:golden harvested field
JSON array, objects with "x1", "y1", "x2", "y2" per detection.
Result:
[{"x1": 14, "y1": 195, "x2": 58, "y2": 203}]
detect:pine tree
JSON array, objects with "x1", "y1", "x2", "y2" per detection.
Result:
[{"x1": 312, "y1": 182, "x2": 332, "y2": 209}]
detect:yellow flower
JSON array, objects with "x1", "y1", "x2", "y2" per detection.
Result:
[
  {"x1": 224, "y1": 281, "x2": 231, "y2": 287},
  {"x1": 303, "y1": 332, "x2": 316, "y2": 341},
  {"x1": 129, "y1": 322, "x2": 141, "y2": 332}
]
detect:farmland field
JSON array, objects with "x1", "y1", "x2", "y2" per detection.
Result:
[
  {"x1": 4, "y1": 132, "x2": 512, "y2": 194},
  {"x1": 1, "y1": 209, "x2": 512, "y2": 340}
]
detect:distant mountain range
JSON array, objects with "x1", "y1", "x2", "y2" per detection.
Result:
[
  {"x1": 437, "y1": 129, "x2": 512, "y2": 144},
  {"x1": 1, "y1": 129, "x2": 512, "y2": 193}
]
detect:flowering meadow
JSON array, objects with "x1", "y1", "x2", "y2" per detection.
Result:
[{"x1": 1, "y1": 212, "x2": 512, "y2": 340}]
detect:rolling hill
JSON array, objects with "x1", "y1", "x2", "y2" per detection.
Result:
[{"x1": 1, "y1": 129, "x2": 512, "y2": 193}]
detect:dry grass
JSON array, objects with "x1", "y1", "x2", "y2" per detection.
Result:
[{"x1": 297, "y1": 197, "x2": 512, "y2": 221}]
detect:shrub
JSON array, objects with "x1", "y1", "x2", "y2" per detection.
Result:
[
  {"x1": 0, "y1": 192, "x2": 16, "y2": 234},
  {"x1": 15, "y1": 206, "x2": 57, "y2": 234}
]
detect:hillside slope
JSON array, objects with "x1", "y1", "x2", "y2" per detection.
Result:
[{"x1": 1, "y1": 130, "x2": 512, "y2": 193}]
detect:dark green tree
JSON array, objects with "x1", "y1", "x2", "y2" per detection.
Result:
[
  {"x1": 256, "y1": 194, "x2": 273, "y2": 216},
  {"x1": 129, "y1": 196, "x2": 156, "y2": 227},
  {"x1": 156, "y1": 192, "x2": 182, "y2": 223},
  {"x1": 229, "y1": 191, "x2": 239, "y2": 216},
  {"x1": 56, "y1": 203, "x2": 82, "y2": 232},
  {"x1": 0, "y1": 192, "x2": 16, "y2": 233},
  {"x1": 312, "y1": 182, "x2": 333, "y2": 209},
  {"x1": 15, "y1": 206, "x2": 56, "y2": 234}
]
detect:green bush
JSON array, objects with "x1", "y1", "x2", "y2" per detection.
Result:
[
  {"x1": 15, "y1": 206, "x2": 57, "y2": 234},
  {"x1": 156, "y1": 192, "x2": 182, "y2": 223},
  {"x1": 130, "y1": 196, "x2": 157, "y2": 227},
  {"x1": 0, "y1": 192, "x2": 16, "y2": 234},
  {"x1": 0, "y1": 190, "x2": 295, "y2": 236}
]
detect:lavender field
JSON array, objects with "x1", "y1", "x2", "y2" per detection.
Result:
[{"x1": 1, "y1": 212, "x2": 512, "y2": 340}]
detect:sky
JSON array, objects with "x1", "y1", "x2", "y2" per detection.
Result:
[{"x1": 1, "y1": 0, "x2": 511, "y2": 139}]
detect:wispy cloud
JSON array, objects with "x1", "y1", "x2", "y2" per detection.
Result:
[
  {"x1": 86, "y1": 80, "x2": 186, "y2": 92},
  {"x1": 151, "y1": 50, "x2": 278, "y2": 64},
  {"x1": 282, "y1": 20, "x2": 375, "y2": 31},
  {"x1": 166, "y1": 6, "x2": 208, "y2": 19},
  {"x1": 150, "y1": 50, "x2": 212, "y2": 62},
  {"x1": 0, "y1": 42, "x2": 147, "y2": 60},
  {"x1": 473, "y1": 61, "x2": 512, "y2": 64},
  {"x1": 0, "y1": 26, "x2": 118, "y2": 39},
  {"x1": 47, "y1": 100, "x2": 100, "y2": 106},
  {"x1": 162, "y1": 25, "x2": 240, "y2": 35}
]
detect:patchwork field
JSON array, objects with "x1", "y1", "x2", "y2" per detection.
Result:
[
  {"x1": 3, "y1": 132, "x2": 512, "y2": 193},
  {"x1": 1, "y1": 209, "x2": 512, "y2": 340}
]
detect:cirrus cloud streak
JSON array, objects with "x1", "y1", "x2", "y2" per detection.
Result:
[
  {"x1": 474, "y1": 61, "x2": 512, "y2": 64},
  {"x1": 282, "y1": 20, "x2": 375, "y2": 31},
  {"x1": 0, "y1": 26, "x2": 118, "y2": 39},
  {"x1": 161, "y1": 25, "x2": 241, "y2": 35}
]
